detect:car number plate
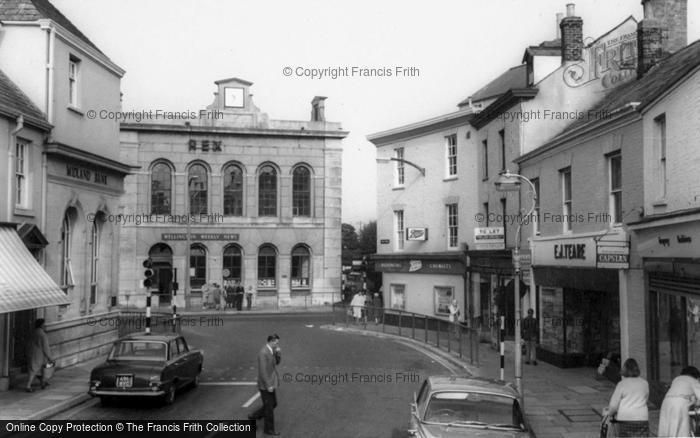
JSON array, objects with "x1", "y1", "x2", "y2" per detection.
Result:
[{"x1": 116, "y1": 375, "x2": 133, "y2": 388}]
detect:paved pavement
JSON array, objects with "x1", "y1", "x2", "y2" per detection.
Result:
[
  {"x1": 330, "y1": 319, "x2": 661, "y2": 438},
  {"x1": 0, "y1": 307, "x2": 662, "y2": 438}
]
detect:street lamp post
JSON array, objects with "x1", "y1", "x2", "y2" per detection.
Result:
[
  {"x1": 186, "y1": 176, "x2": 200, "y2": 306},
  {"x1": 375, "y1": 157, "x2": 426, "y2": 176},
  {"x1": 495, "y1": 170, "x2": 537, "y2": 397}
]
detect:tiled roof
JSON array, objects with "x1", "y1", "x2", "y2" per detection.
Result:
[
  {"x1": 0, "y1": 68, "x2": 50, "y2": 130},
  {"x1": 0, "y1": 0, "x2": 103, "y2": 54},
  {"x1": 523, "y1": 38, "x2": 561, "y2": 61},
  {"x1": 458, "y1": 64, "x2": 528, "y2": 107},
  {"x1": 556, "y1": 39, "x2": 700, "y2": 137}
]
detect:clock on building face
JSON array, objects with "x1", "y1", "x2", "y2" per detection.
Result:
[{"x1": 224, "y1": 87, "x2": 244, "y2": 108}]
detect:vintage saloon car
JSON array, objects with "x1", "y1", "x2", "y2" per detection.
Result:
[
  {"x1": 88, "y1": 333, "x2": 203, "y2": 405},
  {"x1": 409, "y1": 376, "x2": 535, "y2": 438}
]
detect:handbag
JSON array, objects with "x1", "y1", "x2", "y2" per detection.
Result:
[{"x1": 42, "y1": 361, "x2": 55, "y2": 380}]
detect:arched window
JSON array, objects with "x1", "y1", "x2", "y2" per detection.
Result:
[
  {"x1": 292, "y1": 166, "x2": 311, "y2": 217},
  {"x1": 291, "y1": 246, "x2": 311, "y2": 288},
  {"x1": 223, "y1": 245, "x2": 242, "y2": 281},
  {"x1": 189, "y1": 164, "x2": 208, "y2": 215},
  {"x1": 151, "y1": 162, "x2": 172, "y2": 214},
  {"x1": 190, "y1": 244, "x2": 207, "y2": 289},
  {"x1": 223, "y1": 164, "x2": 244, "y2": 216},
  {"x1": 258, "y1": 165, "x2": 277, "y2": 216},
  {"x1": 90, "y1": 214, "x2": 103, "y2": 304},
  {"x1": 257, "y1": 245, "x2": 277, "y2": 288},
  {"x1": 60, "y1": 210, "x2": 74, "y2": 292}
]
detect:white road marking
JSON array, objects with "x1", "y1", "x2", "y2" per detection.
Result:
[
  {"x1": 242, "y1": 392, "x2": 260, "y2": 408},
  {"x1": 199, "y1": 381, "x2": 257, "y2": 386}
]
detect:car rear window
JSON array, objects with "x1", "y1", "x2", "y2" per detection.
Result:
[
  {"x1": 109, "y1": 341, "x2": 167, "y2": 361},
  {"x1": 424, "y1": 392, "x2": 522, "y2": 428}
]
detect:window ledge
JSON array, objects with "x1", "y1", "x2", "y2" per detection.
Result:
[
  {"x1": 443, "y1": 176, "x2": 458, "y2": 182},
  {"x1": 67, "y1": 105, "x2": 84, "y2": 116},
  {"x1": 652, "y1": 200, "x2": 668, "y2": 208},
  {"x1": 482, "y1": 177, "x2": 489, "y2": 182},
  {"x1": 14, "y1": 206, "x2": 35, "y2": 217},
  {"x1": 392, "y1": 186, "x2": 405, "y2": 191}
]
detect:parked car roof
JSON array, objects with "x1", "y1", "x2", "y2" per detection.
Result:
[
  {"x1": 120, "y1": 332, "x2": 181, "y2": 342},
  {"x1": 426, "y1": 375, "x2": 519, "y2": 398}
]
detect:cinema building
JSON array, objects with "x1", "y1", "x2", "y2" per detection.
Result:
[{"x1": 119, "y1": 78, "x2": 347, "y2": 309}]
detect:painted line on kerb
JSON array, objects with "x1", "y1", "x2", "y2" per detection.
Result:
[
  {"x1": 199, "y1": 381, "x2": 257, "y2": 386},
  {"x1": 242, "y1": 392, "x2": 260, "y2": 408}
]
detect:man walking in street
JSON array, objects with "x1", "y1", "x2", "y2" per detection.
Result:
[
  {"x1": 249, "y1": 334, "x2": 281, "y2": 435},
  {"x1": 522, "y1": 308, "x2": 539, "y2": 365}
]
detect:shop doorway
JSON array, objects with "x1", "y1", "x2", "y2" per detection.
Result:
[
  {"x1": 149, "y1": 243, "x2": 173, "y2": 305},
  {"x1": 11, "y1": 309, "x2": 36, "y2": 371}
]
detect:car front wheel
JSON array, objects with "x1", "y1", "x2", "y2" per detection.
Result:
[{"x1": 164, "y1": 385, "x2": 176, "y2": 405}]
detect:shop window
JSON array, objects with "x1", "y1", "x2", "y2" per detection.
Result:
[
  {"x1": 257, "y1": 245, "x2": 277, "y2": 289},
  {"x1": 391, "y1": 284, "x2": 405, "y2": 310},
  {"x1": 151, "y1": 162, "x2": 172, "y2": 215},
  {"x1": 650, "y1": 290, "x2": 700, "y2": 384},
  {"x1": 540, "y1": 288, "x2": 564, "y2": 353},
  {"x1": 445, "y1": 135, "x2": 457, "y2": 177},
  {"x1": 258, "y1": 165, "x2": 277, "y2": 216},
  {"x1": 292, "y1": 166, "x2": 311, "y2": 217},
  {"x1": 222, "y1": 244, "x2": 242, "y2": 281},
  {"x1": 291, "y1": 246, "x2": 311, "y2": 288},
  {"x1": 223, "y1": 164, "x2": 244, "y2": 216},
  {"x1": 434, "y1": 286, "x2": 454, "y2": 315},
  {"x1": 395, "y1": 147, "x2": 405, "y2": 186},
  {"x1": 190, "y1": 244, "x2": 207, "y2": 290},
  {"x1": 188, "y1": 164, "x2": 208, "y2": 215}
]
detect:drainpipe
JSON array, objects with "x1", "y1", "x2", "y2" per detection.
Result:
[
  {"x1": 7, "y1": 116, "x2": 24, "y2": 222},
  {"x1": 40, "y1": 21, "x2": 55, "y2": 124}
]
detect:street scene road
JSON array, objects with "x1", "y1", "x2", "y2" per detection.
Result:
[{"x1": 50, "y1": 313, "x2": 449, "y2": 437}]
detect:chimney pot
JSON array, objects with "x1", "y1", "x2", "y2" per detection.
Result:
[
  {"x1": 311, "y1": 96, "x2": 327, "y2": 122},
  {"x1": 566, "y1": 3, "x2": 575, "y2": 17},
  {"x1": 556, "y1": 13, "x2": 564, "y2": 39}
]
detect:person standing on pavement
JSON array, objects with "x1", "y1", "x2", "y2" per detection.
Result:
[
  {"x1": 246, "y1": 285, "x2": 254, "y2": 310},
  {"x1": 372, "y1": 292, "x2": 383, "y2": 324},
  {"x1": 522, "y1": 308, "x2": 539, "y2": 365},
  {"x1": 448, "y1": 299, "x2": 461, "y2": 334},
  {"x1": 235, "y1": 281, "x2": 245, "y2": 311},
  {"x1": 26, "y1": 319, "x2": 55, "y2": 392},
  {"x1": 350, "y1": 291, "x2": 364, "y2": 323},
  {"x1": 249, "y1": 334, "x2": 281, "y2": 436},
  {"x1": 657, "y1": 366, "x2": 700, "y2": 437},
  {"x1": 606, "y1": 358, "x2": 649, "y2": 437},
  {"x1": 211, "y1": 283, "x2": 222, "y2": 311}
]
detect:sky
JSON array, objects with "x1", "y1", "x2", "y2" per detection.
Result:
[{"x1": 52, "y1": 0, "x2": 700, "y2": 227}]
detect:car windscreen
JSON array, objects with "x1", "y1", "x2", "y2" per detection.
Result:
[
  {"x1": 108, "y1": 340, "x2": 167, "y2": 361},
  {"x1": 423, "y1": 391, "x2": 524, "y2": 429}
]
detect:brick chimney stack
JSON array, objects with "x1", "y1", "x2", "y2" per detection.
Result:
[
  {"x1": 560, "y1": 4, "x2": 583, "y2": 64},
  {"x1": 637, "y1": 0, "x2": 688, "y2": 78},
  {"x1": 311, "y1": 96, "x2": 326, "y2": 122}
]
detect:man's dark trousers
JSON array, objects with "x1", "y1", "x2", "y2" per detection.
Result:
[{"x1": 252, "y1": 389, "x2": 277, "y2": 433}]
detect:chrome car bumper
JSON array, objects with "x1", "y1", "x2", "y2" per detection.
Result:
[{"x1": 89, "y1": 389, "x2": 165, "y2": 397}]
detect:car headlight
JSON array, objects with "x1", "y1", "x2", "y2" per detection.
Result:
[{"x1": 149, "y1": 375, "x2": 162, "y2": 389}]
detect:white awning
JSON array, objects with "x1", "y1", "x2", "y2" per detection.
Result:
[{"x1": 0, "y1": 225, "x2": 70, "y2": 314}]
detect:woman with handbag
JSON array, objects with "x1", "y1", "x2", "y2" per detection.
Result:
[{"x1": 25, "y1": 319, "x2": 55, "y2": 392}]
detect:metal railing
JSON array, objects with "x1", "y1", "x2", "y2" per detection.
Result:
[{"x1": 332, "y1": 303, "x2": 479, "y2": 367}]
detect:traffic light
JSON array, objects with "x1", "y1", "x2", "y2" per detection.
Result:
[{"x1": 143, "y1": 258, "x2": 154, "y2": 288}]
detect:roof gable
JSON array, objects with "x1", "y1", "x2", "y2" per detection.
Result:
[
  {"x1": 0, "y1": 68, "x2": 50, "y2": 129},
  {"x1": 0, "y1": 0, "x2": 103, "y2": 54},
  {"x1": 458, "y1": 64, "x2": 528, "y2": 107}
]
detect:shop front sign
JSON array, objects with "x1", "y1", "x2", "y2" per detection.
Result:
[
  {"x1": 532, "y1": 231, "x2": 629, "y2": 269},
  {"x1": 375, "y1": 258, "x2": 465, "y2": 275}
]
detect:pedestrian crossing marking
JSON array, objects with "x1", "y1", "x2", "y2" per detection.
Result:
[{"x1": 242, "y1": 392, "x2": 260, "y2": 408}]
